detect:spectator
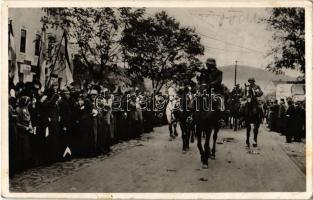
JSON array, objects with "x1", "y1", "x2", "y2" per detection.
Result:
[
  {"x1": 285, "y1": 99, "x2": 296, "y2": 143},
  {"x1": 277, "y1": 98, "x2": 287, "y2": 134},
  {"x1": 15, "y1": 96, "x2": 33, "y2": 170}
]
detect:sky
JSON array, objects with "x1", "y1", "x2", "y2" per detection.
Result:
[{"x1": 146, "y1": 8, "x2": 278, "y2": 70}]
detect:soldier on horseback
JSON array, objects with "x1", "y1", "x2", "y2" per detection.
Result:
[
  {"x1": 243, "y1": 77, "x2": 263, "y2": 148},
  {"x1": 231, "y1": 84, "x2": 243, "y2": 99},
  {"x1": 191, "y1": 58, "x2": 224, "y2": 168},
  {"x1": 246, "y1": 77, "x2": 263, "y2": 101},
  {"x1": 197, "y1": 58, "x2": 223, "y2": 95},
  {"x1": 196, "y1": 58, "x2": 224, "y2": 125},
  {"x1": 229, "y1": 84, "x2": 244, "y2": 131}
]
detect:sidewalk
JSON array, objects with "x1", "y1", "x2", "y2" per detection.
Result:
[
  {"x1": 267, "y1": 128, "x2": 306, "y2": 174},
  {"x1": 9, "y1": 134, "x2": 152, "y2": 192}
]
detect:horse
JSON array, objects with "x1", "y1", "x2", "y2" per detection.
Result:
[
  {"x1": 174, "y1": 89, "x2": 195, "y2": 152},
  {"x1": 241, "y1": 84, "x2": 263, "y2": 148},
  {"x1": 166, "y1": 95, "x2": 180, "y2": 139},
  {"x1": 192, "y1": 87, "x2": 223, "y2": 168},
  {"x1": 229, "y1": 96, "x2": 243, "y2": 131}
]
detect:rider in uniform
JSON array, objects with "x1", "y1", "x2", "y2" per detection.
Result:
[
  {"x1": 246, "y1": 77, "x2": 263, "y2": 101},
  {"x1": 196, "y1": 58, "x2": 224, "y2": 125},
  {"x1": 197, "y1": 58, "x2": 223, "y2": 95},
  {"x1": 231, "y1": 84, "x2": 243, "y2": 99},
  {"x1": 245, "y1": 77, "x2": 263, "y2": 147}
]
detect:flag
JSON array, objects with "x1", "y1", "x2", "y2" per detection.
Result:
[
  {"x1": 37, "y1": 28, "x2": 47, "y2": 89},
  {"x1": 58, "y1": 30, "x2": 73, "y2": 88},
  {"x1": 8, "y1": 20, "x2": 18, "y2": 85}
]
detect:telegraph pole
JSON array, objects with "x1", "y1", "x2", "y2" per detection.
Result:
[{"x1": 234, "y1": 60, "x2": 238, "y2": 86}]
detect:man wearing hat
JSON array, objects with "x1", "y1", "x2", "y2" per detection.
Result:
[
  {"x1": 246, "y1": 77, "x2": 264, "y2": 122},
  {"x1": 197, "y1": 58, "x2": 223, "y2": 94},
  {"x1": 231, "y1": 84, "x2": 243, "y2": 99},
  {"x1": 247, "y1": 77, "x2": 263, "y2": 98},
  {"x1": 59, "y1": 87, "x2": 74, "y2": 160}
]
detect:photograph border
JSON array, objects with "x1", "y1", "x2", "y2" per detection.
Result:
[{"x1": 1, "y1": 0, "x2": 312, "y2": 199}]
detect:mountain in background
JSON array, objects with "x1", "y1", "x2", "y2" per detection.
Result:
[{"x1": 219, "y1": 65, "x2": 295, "y2": 95}]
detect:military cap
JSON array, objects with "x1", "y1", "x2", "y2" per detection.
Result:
[
  {"x1": 90, "y1": 89, "x2": 98, "y2": 95},
  {"x1": 248, "y1": 77, "x2": 255, "y2": 82},
  {"x1": 206, "y1": 58, "x2": 216, "y2": 65}
]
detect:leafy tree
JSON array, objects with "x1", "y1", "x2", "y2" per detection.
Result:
[
  {"x1": 264, "y1": 8, "x2": 305, "y2": 74},
  {"x1": 41, "y1": 8, "x2": 121, "y2": 82},
  {"x1": 120, "y1": 10, "x2": 204, "y2": 93}
]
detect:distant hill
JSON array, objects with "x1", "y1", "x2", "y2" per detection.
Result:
[{"x1": 219, "y1": 65, "x2": 295, "y2": 95}]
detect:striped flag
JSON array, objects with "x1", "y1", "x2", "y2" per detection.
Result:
[{"x1": 8, "y1": 20, "x2": 18, "y2": 85}]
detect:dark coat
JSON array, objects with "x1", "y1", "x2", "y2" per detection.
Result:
[
  {"x1": 285, "y1": 104, "x2": 296, "y2": 140},
  {"x1": 59, "y1": 97, "x2": 74, "y2": 157},
  {"x1": 15, "y1": 106, "x2": 32, "y2": 162},
  {"x1": 46, "y1": 96, "x2": 61, "y2": 162},
  {"x1": 76, "y1": 100, "x2": 95, "y2": 157}
]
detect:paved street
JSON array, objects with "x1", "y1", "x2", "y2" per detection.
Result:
[{"x1": 10, "y1": 124, "x2": 305, "y2": 193}]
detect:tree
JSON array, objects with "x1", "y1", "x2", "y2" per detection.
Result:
[
  {"x1": 41, "y1": 8, "x2": 121, "y2": 82},
  {"x1": 120, "y1": 10, "x2": 204, "y2": 93},
  {"x1": 264, "y1": 8, "x2": 305, "y2": 74}
]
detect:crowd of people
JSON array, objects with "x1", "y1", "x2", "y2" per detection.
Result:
[
  {"x1": 262, "y1": 98, "x2": 306, "y2": 143},
  {"x1": 8, "y1": 75, "x2": 306, "y2": 177},
  {"x1": 8, "y1": 78, "x2": 163, "y2": 177}
]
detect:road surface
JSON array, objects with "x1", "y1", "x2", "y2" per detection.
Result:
[{"x1": 25, "y1": 124, "x2": 305, "y2": 193}]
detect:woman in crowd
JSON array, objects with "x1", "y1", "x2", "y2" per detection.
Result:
[
  {"x1": 9, "y1": 81, "x2": 158, "y2": 176},
  {"x1": 15, "y1": 96, "x2": 33, "y2": 170}
]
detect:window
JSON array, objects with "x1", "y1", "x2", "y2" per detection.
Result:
[
  {"x1": 35, "y1": 34, "x2": 41, "y2": 56},
  {"x1": 20, "y1": 29, "x2": 26, "y2": 53}
]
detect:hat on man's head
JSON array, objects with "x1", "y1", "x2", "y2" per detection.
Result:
[
  {"x1": 248, "y1": 77, "x2": 255, "y2": 83},
  {"x1": 90, "y1": 89, "x2": 98, "y2": 95},
  {"x1": 61, "y1": 87, "x2": 70, "y2": 95},
  {"x1": 206, "y1": 58, "x2": 216, "y2": 65}
]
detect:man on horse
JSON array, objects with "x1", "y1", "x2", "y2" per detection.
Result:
[
  {"x1": 243, "y1": 77, "x2": 263, "y2": 148},
  {"x1": 231, "y1": 84, "x2": 243, "y2": 99},
  {"x1": 229, "y1": 84, "x2": 244, "y2": 130},
  {"x1": 247, "y1": 78, "x2": 263, "y2": 99},
  {"x1": 197, "y1": 58, "x2": 223, "y2": 95},
  {"x1": 196, "y1": 58, "x2": 224, "y2": 124}
]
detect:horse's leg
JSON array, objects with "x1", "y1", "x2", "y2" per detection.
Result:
[
  {"x1": 203, "y1": 128, "x2": 212, "y2": 167},
  {"x1": 234, "y1": 117, "x2": 238, "y2": 131},
  {"x1": 212, "y1": 126, "x2": 219, "y2": 158},
  {"x1": 196, "y1": 125, "x2": 204, "y2": 164},
  {"x1": 173, "y1": 122, "x2": 178, "y2": 136},
  {"x1": 180, "y1": 122, "x2": 187, "y2": 152},
  {"x1": 185, "y1": 123, "x2": 190, "y2": 149},
  {"x1": 246, "y1": 122, "x2": 251, "y2": 148},
  {"x1": 169, "y1": 123, "x2": 175, "y2": 139},
  {"x1": 190, "y1": 124, "x2": 195, "y2": 143},
  {"x1": 253, "y1": 123, "x2": 260, "y2": 147}
]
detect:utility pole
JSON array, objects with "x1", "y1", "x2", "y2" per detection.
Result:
[{"x1": 234, "y1": 60, "x2": 238, "y2": 87}]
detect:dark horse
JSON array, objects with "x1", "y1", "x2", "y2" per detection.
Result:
[
  {"x1": 192, "y1": 88, "x2": 222, "y2": 168},
  {"x1": 229, "y1": 95, "x2": 243, "y2": 131},
  {"x1": 174, "y1": 89, "x2": 195, "y2": 152},
  {"x1": 241, "y1": 84, "x2": 262, "y2": 148}
]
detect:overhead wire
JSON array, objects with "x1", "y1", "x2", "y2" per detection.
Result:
[{"x1": 145, "y1": 10, "x2": 265, "y2": 55}]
